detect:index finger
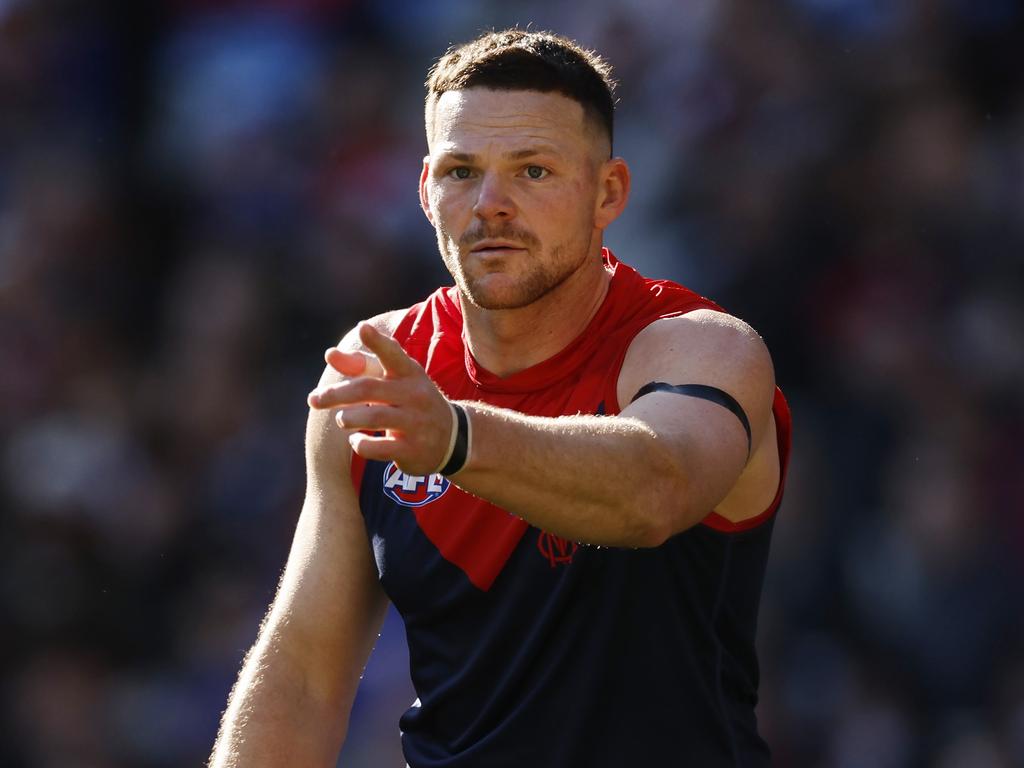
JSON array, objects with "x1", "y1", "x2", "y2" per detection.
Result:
[{"x1": 358, "y1": 322, "x2": 418, "y2": 377}]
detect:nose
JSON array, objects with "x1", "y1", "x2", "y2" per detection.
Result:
[{"x1": 472, "y1": 172, "x2": 515, "y2": 221}]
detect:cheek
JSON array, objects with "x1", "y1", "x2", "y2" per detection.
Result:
[
  {"x1": 547, "y1": 181, "x2": 597, "y2": 233},
  {"x1": 428, "y1": 184, "x2": 461, "y2": 228},
  {"x1": 430, "y1": 199, "x2": 462, "y2": 247}
]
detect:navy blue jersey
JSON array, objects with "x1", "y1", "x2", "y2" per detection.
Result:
[{"x1": 353, "y1": 252, "x2": 792, "y2": 766}]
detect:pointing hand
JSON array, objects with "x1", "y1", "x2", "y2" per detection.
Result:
[{"x1": 308, "y1": 323, "x2": 456, "y2": 476}]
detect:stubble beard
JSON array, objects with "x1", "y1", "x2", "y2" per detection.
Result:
[{"x1": 438, "y1": 227, "x2": 592, "y2": 311}]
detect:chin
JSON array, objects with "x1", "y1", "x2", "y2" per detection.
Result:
[{"x1": 461, "y1": 272, "x2": 559, "y2": 310}]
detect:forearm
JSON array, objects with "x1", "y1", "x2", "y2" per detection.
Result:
[
  {"x1": 211, "y1": 438, "x2": 387, "y2": 766},
  {"x1": 210, "y1": 622, "x2": 348, "y2": 768},
  {"x1": 453, "y1": 402, "x2": 688, "y2": 547}
]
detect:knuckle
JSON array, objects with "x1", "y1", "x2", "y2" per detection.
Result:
[
  {"x1": 406, "y1": 386, "x2": 427, "y2": 409},
  {"x1": 412, "y1": 380, "x2": 437, "y2": 407},
  {"x1": 341, "y1": 405, "x2": 373, "y2": 428}
]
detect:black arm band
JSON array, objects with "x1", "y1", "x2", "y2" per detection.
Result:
[
  {"x1": 630, "y1": 382, "x2": 752, "y2": 458},
  {"x1": 439, "y1": 403, "x2": 470, "y2": 476}
]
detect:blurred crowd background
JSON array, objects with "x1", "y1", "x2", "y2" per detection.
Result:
[{"x1": 2, "y1": 0, "x2": 1023, "y2": 766}]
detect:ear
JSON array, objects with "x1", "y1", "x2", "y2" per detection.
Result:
[
  {"x1": 419, "y1": 156, "x2": 435, "y2": 226},
  {"x1": 593, "y1": 157, "x2": 631, "y2": 230}
]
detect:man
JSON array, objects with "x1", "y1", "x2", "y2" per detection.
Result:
[{"x1": 211, "y1": 29, "x2": 791, "y2": 767}]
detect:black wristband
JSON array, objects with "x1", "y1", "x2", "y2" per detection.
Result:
[{"x1": 439, "y1": 403, "x2": 470, "y2": 476}]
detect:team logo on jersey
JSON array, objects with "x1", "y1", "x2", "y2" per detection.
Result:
[
  {"x1": 382, "y1": 461, "x2": 451, "y2": 507},
  {"x1": 537, "y1": 531, "x2": 578, "y2": 568}
]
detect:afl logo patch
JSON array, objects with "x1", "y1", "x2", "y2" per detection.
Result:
[{"x1": 382, "y1": 461, "x2": 450, "y2": 507}]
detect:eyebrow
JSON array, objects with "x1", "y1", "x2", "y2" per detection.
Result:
[{"x1": 442, "y1": 146, "x2": 560, "y2": 163}]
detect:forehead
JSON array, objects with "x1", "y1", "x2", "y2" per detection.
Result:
[{"x1": 427, "y1": 88, "x2": 593, "y2": 153}]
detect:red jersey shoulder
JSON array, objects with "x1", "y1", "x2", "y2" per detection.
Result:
[
  {"x1": 389, "y1": 286, "x2": 463, "y2": 372},
  {"x1": 610, "y1": 256, "x2": 723, "y2": 319}
]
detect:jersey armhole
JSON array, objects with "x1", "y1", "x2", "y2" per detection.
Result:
[{"x1": 701, "y1": 387, "x2": 792, "y2": 533}]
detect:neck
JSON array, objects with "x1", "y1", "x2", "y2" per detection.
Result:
[{"x1": 461, "y1": 251, "x2": 611, "y2": 378}]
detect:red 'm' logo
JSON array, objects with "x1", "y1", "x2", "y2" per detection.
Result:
[{"x1": 537, "y1": 531, "x2": 578, "y2": 568}]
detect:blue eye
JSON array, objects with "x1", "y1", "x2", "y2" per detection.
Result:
[
  {"x1": 525, "y1": 166, "x2": 548, "y2": 179},
  {"x1": 448, "y1": 167, "x2": 473, "y2": 180}
]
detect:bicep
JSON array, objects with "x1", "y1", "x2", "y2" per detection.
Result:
[{"x1": 615, "y1": 311, "x2": 776, "y2": 526}]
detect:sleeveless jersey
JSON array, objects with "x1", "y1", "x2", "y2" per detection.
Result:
[{"x1": 353, "y1": 250, "x2": 792, "y2": 767}]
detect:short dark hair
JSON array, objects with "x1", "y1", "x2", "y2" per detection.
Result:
[{"x1": 426, "y1": 29, "x2": 617, "y2": 149}]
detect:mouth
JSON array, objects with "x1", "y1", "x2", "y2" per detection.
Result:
[{"x1": 469, "y1": 240, "x2": 526, "y2": 256}]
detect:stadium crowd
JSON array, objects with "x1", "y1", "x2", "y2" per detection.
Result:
[{"x1": 1, "y1": 0, "x2": 1022, "y2": 765}]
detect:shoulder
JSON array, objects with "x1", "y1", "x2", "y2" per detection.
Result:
[
  {"x1": 335, "y1": 309, "x2": 408, "y2": 354},
  {"x1": 617, "y1": 309, "x2": 775, "y2": 429}
]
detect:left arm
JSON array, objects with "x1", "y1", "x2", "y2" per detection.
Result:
[{"x1": 308, "y1": 310, "x2": 776, "y2": 547}]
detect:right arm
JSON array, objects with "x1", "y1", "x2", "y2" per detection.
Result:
[{"x1": 209, "y1": 321, "x2": 394, "y2": 767}]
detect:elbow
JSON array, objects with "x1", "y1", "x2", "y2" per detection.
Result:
[
  {"x1": 632, "y1": 517, "x2": 674, "y2": 548},
  {"x1": 627, "y1": 469, "x2": 693, "y2": 548},
  {"x1": 631, "y1": 499, "x2": 686, "y2": 548},
  {"x1": 622, "y1": 454, "x2": 704, "y2": 548}
]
